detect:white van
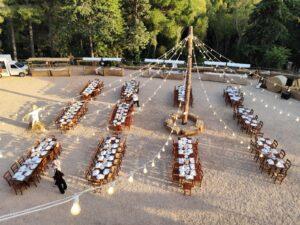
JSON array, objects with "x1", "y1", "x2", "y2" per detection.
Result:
[{"x1": 0, "y1": 54, "x2": 29, "y2": 78}]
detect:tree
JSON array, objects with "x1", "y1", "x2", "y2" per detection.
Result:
[
  {"x1": 148, "y1": 0, "x2": 208, "y2": 57},
  {"x1": 16, "y1": 0, "x2": 43, "y2": 56},
  {"x1": 122, "y1": 0, "x2": 150, "y2": 62},
  {"x1": 242, "y1": 0, "x2": 290, "y2": 66},
  {"x1": 264, "y1": 46, "x2": 291, "y2": 69},
  {"x1": 67, "y1": 0, "x2": 124, "y2": 57}
]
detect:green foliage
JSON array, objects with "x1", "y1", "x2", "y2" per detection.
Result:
[
  {"x1": 264, "y1": 46, "x2": 291, "y2": 69},
  {"x1": 0, "y1": 0, "x2": 299, "y2": 69}
]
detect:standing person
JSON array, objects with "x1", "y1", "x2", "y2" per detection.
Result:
[
  {"x1": 132, "y1": 93, "x2": 140, "y2": 107},
  {"x1": 53, "y1": 168, "x2": 67, "y2": 194}
]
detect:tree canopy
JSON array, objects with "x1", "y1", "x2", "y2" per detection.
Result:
[{"x1": 0, "y1": 0, "x2": 299, "y2": 69}]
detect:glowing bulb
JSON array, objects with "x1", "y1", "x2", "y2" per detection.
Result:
[
  {"x1": 128, "y1": 175, "x2": 133, "y2": 183},
  {"x1": 279, "y1": 111, "x2": 283, "y2": 115},
  {"x1": 219, "y1": 119, "x2": 222, "y2": 122},
  {"x1": 165, "y1": 142, "x2": 169, "y2": 146},
  {"x1": 76, "y1": 137, "x2": 79, "y2": 142},
  {"x1": 162, "y1": 147, "x2": 165, "y2": 152},
  {"x1": 151, "y1": 160, "x2": 155, "y2": 167},
  {"x1": 296, "y1": 117, "x2": 299, "y2": 122},
  {"x1": 213, "y1": 112, "x2": 216, "y2": 115},
  {"x1": 107, "y1": 186, "x2": 114, "y2": 195},
  {"x1": 265, "y1": 104, "x2": 268, "y2": 108},
  {"x1": 70, "y1": 196, "x2": 81, "y2": 216},
  {"x1": 168, "y1": 136, "x2": 172, "y2": 140},
  {"x1": 232, "y1": 133, "x2": 235, "y2": 137},
  {"x1": 209, "y1": 105, "x2": 212, "y2": 108},
  {"x1": 157, "y1": 152, "x2": 161, "y2": 159},
  {"x1": 247, "y1": 146, "x2": 250, "y2": 150},
  {"x1": 97, "y1": 110, "x2": 100, "y2": 114},
  {"x1": 252, "y1": 98, "x2": 256, "y2": 102},
  {"x1": 260, "y1": 99, "x2": 264, "y2": 103},
  {"x1": 143, "y1": 166, "x2": 148, "y2": 174},
  {"x1": 240, "y1": 141, "x2": 244, "y2": 144},
  {"x1": 273, "y1": 106, "x2": 276, "y2": 110},
  {"x1": 93, "y1": 132, "x2": 95, "y2": 136},
  {"x1": 224, "y1": 126, "x2": 227, "y2": 129},
  {"x1": 287, "y1": 113, "x2": 290, "y2": 117}
]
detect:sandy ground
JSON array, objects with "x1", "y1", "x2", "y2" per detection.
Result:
[{"x1": 0, "y1": 69, "x2": 299, "y2": 225}]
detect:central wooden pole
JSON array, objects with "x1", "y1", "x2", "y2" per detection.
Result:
[{"x1": 182, "y1": 26, "x2": 193, "y2": 125}]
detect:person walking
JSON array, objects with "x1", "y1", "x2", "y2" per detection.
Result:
[
  {"x1": 53, "y1": 169, "x2": 67, "y2": 194},
  {"x1": 132, "y1": 93, "x2": 140, "y2": 107}
]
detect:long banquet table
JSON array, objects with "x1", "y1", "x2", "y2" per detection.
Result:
[
  {"x1": 109, "y1": 102, "x2": 134, "y2": 132},
  {"x1": 172, "y1": 137, "x2": 203, "y2": 195},
  {"x1": 120, "y1": 80, "x2": 139, "y2": 102},
  {"x1": 174, "y1": 84, "x2": 193, "y2": 107},
  {"x1": 4, "y1": 136, "x2": 61, "y2": 194},
  {"x1": 55, "y1": 101, "x2": 88, "y2": 131},
  {"x1": 80, "y1": 79, "x2": 104, "y2": 100},
  {"x1": 86, "y1": 136, "x2": 126, "y2": 185}
]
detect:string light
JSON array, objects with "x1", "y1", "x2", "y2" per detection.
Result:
[
  {"x1": 143, "y1": 165, "x2": 148, "y2": 174},
  {"x1": 151, "y1": 160, "x2": 155, "y2": 167},
  {"x1": 70, "y1": 196, "x2": 81, "y2": 216},
  {"x1": 107, "y1": 185, "x2": 115, "y2": 195},
  {"x1": 157, "y1": 152, "x2": 161, "y2": 159},
  {"x1": 128, "y1": 175, "x2": 134, "y2": 183}
]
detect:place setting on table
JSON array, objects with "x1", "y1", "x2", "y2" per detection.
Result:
[
  {"x1": 80, "y1": 79, "x2": 104, "y2": 101},
  {"x1": 250, "y1": 134, "x2": 291, "y2": 184},
  {"x1": 55, "y1": 100, "x2": 88, "y2": 131},
  {"x1": 223, "y1": 86, "x2": 244, "y2": 108},
  {"x1": 109, "y1": 101, "x2": 134, "y2": 132},
  {"x1": 120, "y1": 79, "x2": 139, "y2": 101},
  {"x1": 86, "y1": 136, "x2": 126, "y2": 186},
  {"x1": 3, "y1": 136, "x2": 61, "y2": 195},
  {"x1": 172, "y1": 137, "x2": 203, "y2": 195}
]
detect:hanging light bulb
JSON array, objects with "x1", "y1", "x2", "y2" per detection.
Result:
[
  {"x1": 76, "y1": 137, "x2": 79, "y2": 142},
  {"x1": 162, "y1": 147, "x2": 165, "y2": 152},
  {"x1": 247, "y1": 146, "x2": 250, "y2": 150},
  {"x1": 143, "y1": 165, "x2": 148, "y2": 174},
  {"x1": 128, "y1": 175, "x2": 134, "y2": 183},
  {"x1": 70, "y1": 196, "x2": 81, "y2": 216},
  {"x1": 279, "y1": 111, "x2": 283, "y2": 115},
  {"x1": 296, "y1": 117, "x2": 300, "y2": 122},
  {"x1": 232, "y1": 132, "x2": 235, "y2": 137},
  {"x1": 168, "y1": 136, "x2": 172, "y2": 140},
  {"x1": 165, "y1": 141, "x2": 169, "y2": 146},
  {"x1": 157, "y1": 152, "x2": 161, "y2": 159},
  {"x1": 151, "y1": 160, "x2": 155, "y2": 167},
  {"x1": 265, "y1": 104, "x2": 268, "y2": 108},
  {"x1": 224, "y1": 126, "x2": 227, "y2": 129},
  {"x1": 240, "y1": 140, "x2": 244, "y2": 144},
  {"x1": 107, "y1": 186, "x2": 114, "y2": 195}
]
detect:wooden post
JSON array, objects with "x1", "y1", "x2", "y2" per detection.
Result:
[{"x1": 182, "y1": 26, "x2": 193, "y2": 125}]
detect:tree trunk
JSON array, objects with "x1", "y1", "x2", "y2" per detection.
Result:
[
  {"x1": 89, "y1": 34, "x2": 94, "y2": 57},
  {"x1": 8, "y1": 19, "x2": 17, "y2": 60},
  {"x1": 29, "y1": 20, "x2": 35, "y2": 57}
]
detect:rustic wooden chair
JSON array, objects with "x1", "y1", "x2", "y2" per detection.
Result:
[
  {"x1": 278, "y1": 149, "x2": 286, "y2": 159},
  {"x1": 271, "y1": 140, "x2": 278, "y2": 148},
  {"x1": 10, "y1": 162, "x2": 19, "y2": 173},
  {"x1": 3, "y1": 171, "x2": 26, "y2": 195},
  {"x1": 183, "y1": 182, "x2": 193, "y2": 196}
]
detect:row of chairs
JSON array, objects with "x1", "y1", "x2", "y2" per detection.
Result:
[
  {"x1": 223, "y1": 88, "x2": 244, "y2": 109},
  {"x1": 234, "y1": 106, "x2": 263, "y2": 137},
  {"x1": 224, "y1": 87, "x2": 292, "y2": 184},
  {"x1": 250, "y1": 136, "x2": 291, "y2": 184}
]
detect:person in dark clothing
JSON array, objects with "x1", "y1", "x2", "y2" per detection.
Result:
[{"x1": 53, "y1": 169, "x2": 67, "y2": 194}]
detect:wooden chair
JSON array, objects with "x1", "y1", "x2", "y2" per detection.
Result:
[
  {"x1": 10, "y1": 162, "x2": 19, "y2": 173},
  {"x1": 271, "y1": 140, "x2": 278, "y2": 148},
  {"x1": 183, "y1": 181, "x2": 193, "y2": 196},
  {"x1": 17, "y1": 156, "x2": 25, "y2": 166},
  {"x1": 272, "y1": 159, "x2": 291, "y2": 184},
  {"x1": 3, "y1": 171, "x2": 26, "y2": 195},
  {"x1": 278, "y1": 149, "x2": 286, "y2": 159}
]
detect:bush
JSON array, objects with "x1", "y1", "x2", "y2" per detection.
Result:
[{"x1": 264, "y1": 46, "x2": 291, "y2": 69}]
